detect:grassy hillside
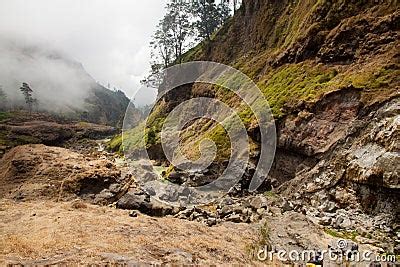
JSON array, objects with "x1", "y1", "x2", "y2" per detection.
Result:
[{"x1": 115, "y1": 0, "x2": 399, "y2": 161}]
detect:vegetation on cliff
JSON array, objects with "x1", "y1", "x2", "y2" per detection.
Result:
[{"x1": 114, "y1": 0, "x2": 399, "y2": 163}]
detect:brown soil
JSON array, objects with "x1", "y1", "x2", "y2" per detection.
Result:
[
  {"x1": 0, "y1": 199, "x2": 258, "y2": 265},
  {"x1": 0, "y1": 144, "x2": 127, "y2": 204}
]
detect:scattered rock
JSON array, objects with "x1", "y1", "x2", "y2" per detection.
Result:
[
  {"x1": 319, "y1": 216, "x2": 332, "y2": 226},
  {"x1": 167, "y1": 171, "x2": 186, "y2": 184},
  {"x1": 206, "y1": 217, "x2": 217, "y2": 226},
  {"x1": 249, "y1": 195, "x2": 268, "y2": 210},
  {"x1": 335, "y1": 215, "x2": 353, "y2": 229},
  {"x1": 117, "y1": 191, "x2": 149, "y2": 210},
  {"x1": 129, "y1": 210, "x2": 139, "y2": 218},
  {"x1": 225, "y1": 213, "x2": 242, "y2": 223},
  {"x1": 281, "y1": 199, "x2": 294, "y2": 212},
  {"x1": 117, "y1": 189, "x2": 180, "y2": 217}
]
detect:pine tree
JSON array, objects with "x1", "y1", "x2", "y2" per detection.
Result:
[{"x1": 19, "y1": 82, "x2": 35, "y2": 113}]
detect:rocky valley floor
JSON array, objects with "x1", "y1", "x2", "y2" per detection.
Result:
[
  {"x1": 0, "y1": 138, "x2": 398, "y2": 265},
  {"x1": 0, "y1": 102, "x2": 398, "y2": 265}
]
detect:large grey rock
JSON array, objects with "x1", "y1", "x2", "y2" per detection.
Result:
[
  {"x1": 335, "y1": 214, "x2": 353, "y2": 229},
  {"x1": 116, "y1": 191, "x2": 148, "y2": 210},
  {"x1": 117, "y1": 190, "x2": 179, "y2": 217},
  {"x1": 249, "y1": 195, "x2": 268, "y2": 210}
]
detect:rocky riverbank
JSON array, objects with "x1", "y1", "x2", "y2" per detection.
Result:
[{"x1": 1, "y1": 106, "x2": 399, "y2": 265}]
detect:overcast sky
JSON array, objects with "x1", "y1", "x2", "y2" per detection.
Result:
[{"x1": 0, "y1": 0, "x2": 166, "y2": 105}]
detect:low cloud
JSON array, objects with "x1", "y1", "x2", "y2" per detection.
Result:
[
  {"x1": 0, "y1": 0, "x2": 166, "y2": 107},
  {"x1": 0, "y1": 35, "x2": 94, "y2": 112}
]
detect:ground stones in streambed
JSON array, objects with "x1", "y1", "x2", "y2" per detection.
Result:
[
  {"x1": 115, "y1": 187, "x2": 399, "y2": 253},
  {"x1": 161, "y1": 161, "x2": 275, "y2": 200},
  {"x1": 116, "y1": 190, "x2": 180, "y2": 217},
  {"x1": 116, "y1": 190, "x2": 275, "y2": 226}
]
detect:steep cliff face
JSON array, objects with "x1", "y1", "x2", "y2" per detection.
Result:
[
  {"x1": 190, "y1": 0, "x2": 398, "y2": 66},
  {"x1": 83, "y1": 84, "x2": 130, "y2": 127},
  {"x1": 146, "y1": 0, "x2": 399, "y2": 164},
  {"x1": 137, "y1": 0, "x2": 399, "y2": 249}
]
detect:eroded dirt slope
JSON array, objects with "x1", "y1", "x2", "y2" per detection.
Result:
[{"x1": 0, "y1": 144, "x2": 128, "y2": 204}]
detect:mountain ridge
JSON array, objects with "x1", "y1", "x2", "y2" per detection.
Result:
[{"x1": 0, "y1": 37, "x2": 132, "y2": 126}]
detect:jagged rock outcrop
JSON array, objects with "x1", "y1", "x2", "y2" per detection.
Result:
[
  {"x1": 278, "y1": 97, "x2": 399, "y2": 251},
  {"x1": 1, "y1": 121, "x2": 116, "y2": 146},
  {"x1": 142, "y1": 0, "x2": 398, "y2": 160}
]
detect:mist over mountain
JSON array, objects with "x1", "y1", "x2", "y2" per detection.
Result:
[
  {"x1": 0, "y1": 35, "x2": 131, "y2": 126},
  {"x1": 0, "y1": 36, "x2": 91, "y2": 110}
]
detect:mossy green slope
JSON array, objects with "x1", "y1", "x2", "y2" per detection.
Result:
[{"x1": 115, "y1": 0, "x2": 399, "y2": 161}]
